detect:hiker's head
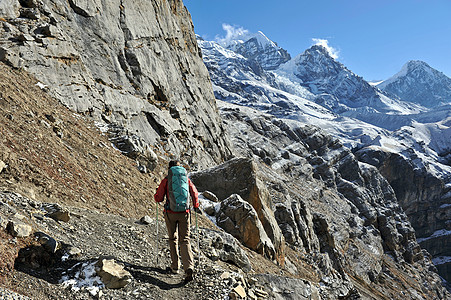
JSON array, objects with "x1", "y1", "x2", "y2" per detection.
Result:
[{"x1": 168, "y1": 160, "x2": 180, "y2": 170}]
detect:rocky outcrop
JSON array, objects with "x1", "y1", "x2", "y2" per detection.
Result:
[
  {"x1": 190, "y1": 157, "x2": 285, "y2": 260},
  {"x1": 217, "y1": 194, "x2": 276, "y2": 260},
  {"x1": 0, "y1": 0, "x2": 232, "y2": 168}
]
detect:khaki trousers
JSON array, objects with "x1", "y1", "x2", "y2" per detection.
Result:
[{"x1": 164, "y1": 212, "x2": 193, "y2": 272}]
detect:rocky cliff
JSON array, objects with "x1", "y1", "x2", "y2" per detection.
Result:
[
  {"x1": 0, "y1": 0, "x2": 232, "y2": 169},
  {"x1": 214, "y1": 101, "x2": 448, "y2": 298}
]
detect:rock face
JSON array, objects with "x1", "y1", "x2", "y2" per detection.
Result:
[
  {"x1": 217, "y1": 194, "x2": 276, "y2": 260},
  {"x1": 0, "y1": 0, "x2": 232, "y2": 168},
  {"x1": 190, "y1": 157, "x2": 284, "y2": 260},
  {"x1": 218, "y1": 102, "x2": 448, "y2": 298},
  {"x1": 356, "y1": 147, "x2": 451, "y2": 282}
]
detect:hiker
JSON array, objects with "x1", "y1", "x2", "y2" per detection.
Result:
[{"x1": 154, "y1": 160, "x2": 199, "y2": 283}]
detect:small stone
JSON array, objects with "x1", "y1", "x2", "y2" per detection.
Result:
[
  {"x1": 13, "y1": 213, "x2": 27, "y2": 221},
  {"x1": 0, "y1": 160, "x2": 6, "y2": 173},
  {"x1": 37, "y1": 233, "x2": 58, "y2": 253},
  {"x1": 231, "y1": 285, "x2": 246, "y2": 299},
  {"x1": 248, "y1": 277, "x2": 258, "y2": 286},
  {"x1": 220, "y1": 271, "x2": 231, "y2": 280},
  {"x1": 48, "y1": 210, "x2": 70, "y2": 222},
  {"x1": 7, "y1": 220, "x2": 32, "y2": 237},
  {"x1": 140, "y1": 215, "x2": 152, "y2": 225},
  {"x1": 67, "y1": 246, "x2": 82, "y2": 257},
  {"x1": 17, "y1": 33, "x2": 34, "y2": 42},
  {"x1": 20, "y1": 8, "x2": 40, "y2": 19},
  {"x1": 209, "y1": 248, "x2": 219, "y2": 261},
  {"x1": 204, "y1": 204, "x2": 216, "y2": 216},
  {"x1": 254, "y1": 288, "x2": 268, "y2": 297},
  {"x1": 248, "y1": 289, "x2": 258, "y2": 300}
]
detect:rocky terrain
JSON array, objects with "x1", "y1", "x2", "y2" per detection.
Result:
[
  {"x1": 198, "y1": 31, "x2": 451, "y2": 285},
  {"x1": 0, "y1": 0, "x2": 450, "y2": 299}
]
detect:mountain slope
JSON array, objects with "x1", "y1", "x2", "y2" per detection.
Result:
[
  {"x1": 378, "y1": 60, "x2": 451, "y2": 107},
  {"x1": 198, "y1": 32, "x2": 451, "y2": 287}
]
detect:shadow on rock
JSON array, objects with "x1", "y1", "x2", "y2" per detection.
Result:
[{"x1": 124, "y1": 263, "x2": 187, "y2": 290}]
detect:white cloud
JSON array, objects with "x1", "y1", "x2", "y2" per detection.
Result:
[
  {"x1": 215, "y1": 24, "x2": 251, "y2": 47},
  {"x1": 312, "y1": 38, "x2": 339, "y2": 59}
]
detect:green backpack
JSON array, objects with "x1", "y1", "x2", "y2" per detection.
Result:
[{"x1": 167, "y1": 166, "x2": 190, "y2": 212}]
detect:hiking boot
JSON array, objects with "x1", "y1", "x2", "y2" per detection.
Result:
[
  {"x1": 184, "y1": 268, "x2": 194, "y2": 283},
  {"x1": 166, "y1": 267, "x2": 179, "y2": 274}
]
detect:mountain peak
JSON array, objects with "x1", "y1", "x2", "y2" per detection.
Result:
[
  {"x1": 230, "y1": 31, "x2": 291, "y2": 70},
  {"x1": 378, "y1": 60, "x2": 451, "y2": 107},
  {"x1": 308, "y1": 44, "x2": 334, "y2": 58},
  {"x1": 406, "y1": 60, "x2": 430, "y2": 69}
]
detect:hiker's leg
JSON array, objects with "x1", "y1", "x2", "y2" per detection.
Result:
[
  {"x1": 177, "y1": 212, "x2": 194, "y2": 272},
  {"x1": 164, "y1": 213, "x2": 179, "y2": 270}
]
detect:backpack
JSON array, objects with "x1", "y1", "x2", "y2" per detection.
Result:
[{"x1": 167, "y1": 166, "x2": 190, "y2": 212}]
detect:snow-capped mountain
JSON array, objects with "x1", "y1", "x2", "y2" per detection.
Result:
[
  {"x1": 275, "y1": 45, "x2": 425, "y2": 121},
  {"x1": 378, "y1": 60, "x2": 451, "y2": 108},
  {"x1": 197, "y1": 32, "x2": 451, "y2": 282},
  {"x1": 229, "y1": 31, "x2": 291, "y2": 70}
]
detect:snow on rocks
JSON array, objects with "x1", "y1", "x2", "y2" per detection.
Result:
[{"x1": 60, "y1": 260, "x2": 105, "y2": 297}]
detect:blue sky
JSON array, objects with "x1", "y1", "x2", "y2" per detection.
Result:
[{"x1": 184, "y1": 0, "x2": 451, "y2": 81}]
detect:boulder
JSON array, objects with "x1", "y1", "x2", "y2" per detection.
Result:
[
  {"x1": 190, "y1": 158, "x2": 284, "y2": 257},
  {"x1": 35, "y1": 232, "x2": 59, "y2": 253},
  {"x1": 0, "y1": 160, "x2": 6, "y2": 173},
  {"x1": 95, "y1": 258, "x2": 132, "y2": 289},
  {"x1": 217, "y1": 194, "x2": 276, "y2": 260}
]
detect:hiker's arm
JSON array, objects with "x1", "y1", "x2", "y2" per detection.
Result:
[
  {"x1": 188, "y1": 179, "x2": 199, "y2": 208},
  {"x1": 154, "y1": 178, "x2": 168, "y2": 203}
]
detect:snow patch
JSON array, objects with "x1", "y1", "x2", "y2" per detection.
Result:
[
  {"x1": 60, "y1": 261, "x2": 104, "y2": 296},
  {"x1": 417, "y1": 229, "x2": 451, "y2": 243},
  {"x1": 432, "y1": 256, "x2": 451, "y2": 265},
  {"x1": 36, "y1": 82, "x2": 47, "y2": 89}
]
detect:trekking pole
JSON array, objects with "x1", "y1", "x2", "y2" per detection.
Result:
[
  {"x1": 156, "y1": 203, "x2": 159, "y2": 267},
  {"x1": 195, "y1": 209, "x2": 200, "y2": 264}
]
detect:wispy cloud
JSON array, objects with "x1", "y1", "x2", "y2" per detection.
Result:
[
  {"x1": 215, "y1": 24, "x2": 251, "y2": 46},
  {"x1": 312, "y1": 38, "x2": 339, "y2": 59}
]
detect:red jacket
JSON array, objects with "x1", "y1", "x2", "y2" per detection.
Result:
[{"x1": 154, "y1": 177, "x2": 199, "y2": 213}]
